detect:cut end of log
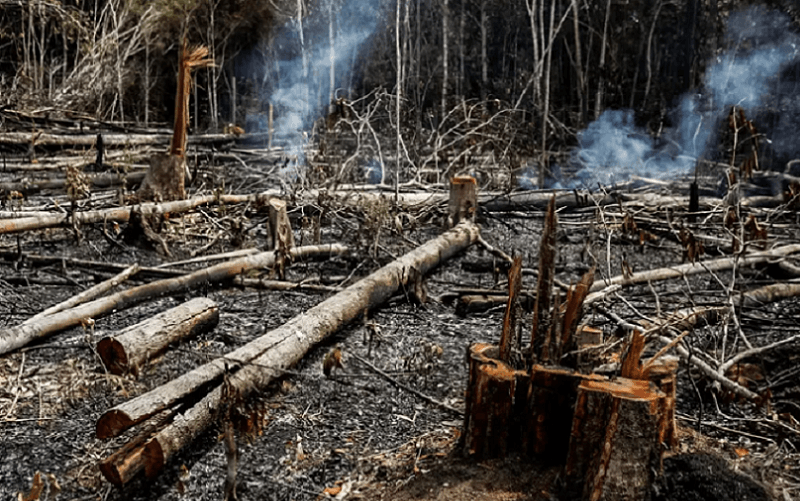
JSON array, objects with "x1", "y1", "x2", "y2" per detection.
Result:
[
  {"x1": 143, "y1": 439, "x2": 167, "y2": 478},
  {"x1": 98, "y1": 442, "x2": 147, "y2": 486},
  {"x1": 579, "y1": 378, "x2": 663, "y2": 404},
  {"x1": 96, "y1": 409, "x2": 136, "y2": 440},
  {"x1": 96, "y1": 336, "x2": 129, "y2": 376}
]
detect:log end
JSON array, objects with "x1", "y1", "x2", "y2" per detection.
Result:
[
  {"x1": 98, "y1": 442, "x2": 147, "y2": 486},
  {"x1": 143, "y1": 438, "x2": 167, "y2": 478},
  {"x1": 96, "y1": 336, "x2": 129, "y2": 376},
  {"x1": 97, "y1": 409, "x2": 136, "y2": 440}
]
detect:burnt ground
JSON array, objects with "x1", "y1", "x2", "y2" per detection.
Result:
[{"x1": 1, "y1": 158, "x2": 799, "y2": 501}]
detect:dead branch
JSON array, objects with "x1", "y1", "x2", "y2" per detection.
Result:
[{"x1": 0, "y1": 244, "x2": 347, "y2": 356}]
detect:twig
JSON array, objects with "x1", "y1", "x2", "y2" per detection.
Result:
[
  {"x1": 476, "y1": 235, "x2": 513, "y2": 264},
  {"x1": 351, "y1": 353, "x2": 463, "y2": 417}
]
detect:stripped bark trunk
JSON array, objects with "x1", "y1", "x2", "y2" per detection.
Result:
[
  {"x1": 0, "y1": 244, "x2": 347, "y2": 356},
  {"x1": 96, "y1": 297, "x2": 219, "y2": 376},
  {"x1": 96, "y1": 222, "x2": 479, "y2": 450}
]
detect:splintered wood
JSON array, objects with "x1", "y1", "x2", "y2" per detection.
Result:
[
  {"x1": 138, "y1": 40, "x2": 213, "y2": 202},
  {"x1": 462, "y1": 195, "x2": 675, "y2": 501}
]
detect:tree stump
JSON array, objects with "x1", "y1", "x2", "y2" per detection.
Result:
[
  {"x1": 268, "y1": 197, "x2": 295, "y2": 251},
  {"x1": 448, "y1": 176, "x2": 477, "y2": 228},
  {"x1": 524, "y1": 364, "x2": 604, "y2": 464},
  {"x1": 462, "y1": 342, "x2": 528, "y2": 459},
  {"x1": 564, "y1": 378, "x2": 669, "y2": 501}
]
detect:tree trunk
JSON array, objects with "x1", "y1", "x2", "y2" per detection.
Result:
[
  {"x1": 97, "y1": 297, "x2": 219, "y2": 376},
  {"x1": 0, "y1": 243, "x2": 346, "y2": 356},
  {"x1": 96, "y1": 222, "x2": 479, "y2": 446}
]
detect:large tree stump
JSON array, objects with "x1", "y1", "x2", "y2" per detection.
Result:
[
  {"x1": 564, "y1": 378, "x2": 669, "y2": 501},
  {"x1": 96, "y1": 297, "x2": 219, "y2": 376},
  {"x1": 524, "y1": 365, "x2": 604, "y2": 464},
  {"x1": 462, "y1": 343, "x2": 528, "y2": 459}
]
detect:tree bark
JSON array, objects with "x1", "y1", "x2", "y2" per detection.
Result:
[
  {"x1": 97, "y1": 221, "x2": 479, "y2": 447},
  {"x1": 96, "y1": 297, "x2": 219, "y2": 376}
]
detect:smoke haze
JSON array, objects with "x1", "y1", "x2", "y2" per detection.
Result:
[{"x1": 568, "y1": 6, "x2": 800, "y2": 189}]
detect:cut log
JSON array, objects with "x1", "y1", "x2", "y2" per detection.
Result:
[
  {"x1": 0, "y1": 243, "x2": 347, "y2": 356},
  {"x1": 96, "y1": 297, "x2": 219, "y2": 376},
  {"x1": 448, "y1": 176, "x2": 477, "y2": 227},
  {"x1": 96, "y1": 221, "x2": 479, "y2": 445},
  {"x1": 564, "y1": 378, "x2": 668, "y2": 501}
]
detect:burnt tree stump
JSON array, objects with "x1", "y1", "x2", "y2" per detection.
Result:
[{"x1": 462, "y1": 342, "x2": 527, "y2": 459}]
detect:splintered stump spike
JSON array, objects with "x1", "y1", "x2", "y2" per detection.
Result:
[
  {"x1": 448, "y1": 176, "x2": 478, "y2": 227},
  {"x1": 531, "y1": 194, "x2": 557, "y2": 363},
  {"x1": 564, "y1": 378, "x2": 668, "y2": 501},
  {"x1": 498, "y1": 256, "x2": 523, "y2": 362},
  {"x1": 96, "y1": 297, "x2": 219, "y2": 376}
]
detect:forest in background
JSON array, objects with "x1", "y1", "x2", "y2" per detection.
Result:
[{"x1": 1, "y1": 0, "x2": 800, "y2": 187}]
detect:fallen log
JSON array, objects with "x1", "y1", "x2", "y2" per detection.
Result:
[
  {"x1": 589, "y1": 244, "x2": 800, "y2": 293},
  {"x1": 0, "y1": 193, "x2": 262, "y2": 235},
  {"x1": 98, "y1": 221, "x2": 479, "y2": 481},
  {"x1": 96, "y1": 297, "x2": 219, "y2": 376},
  {"x1": 0, "y1": 171, "x2": 146, "y2": 197},
  {"x1": 0, "y1": 243, "x2": 347, "y2": 356},
  {"x1": 23, "y1": 264, "x2": 140, "y2": 324}
]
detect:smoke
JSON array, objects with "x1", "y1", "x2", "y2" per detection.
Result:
[
  {"x1": 569, "y1": 6, "x2": 800, "y2": 189},
  {"x1": 254, "y1": 0, "x2": 381, "y2": 167}
]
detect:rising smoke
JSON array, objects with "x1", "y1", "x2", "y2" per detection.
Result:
[
  {"x1": 569, "y1": 6, "x2": 800, "y2": 189},
  {"x1": 251, "y1": 0, "x2": 380, "y2": 168}
]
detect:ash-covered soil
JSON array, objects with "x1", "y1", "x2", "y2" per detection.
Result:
[{"x1": 1, "y1": 159, "x2": 799, "y2": 501}]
